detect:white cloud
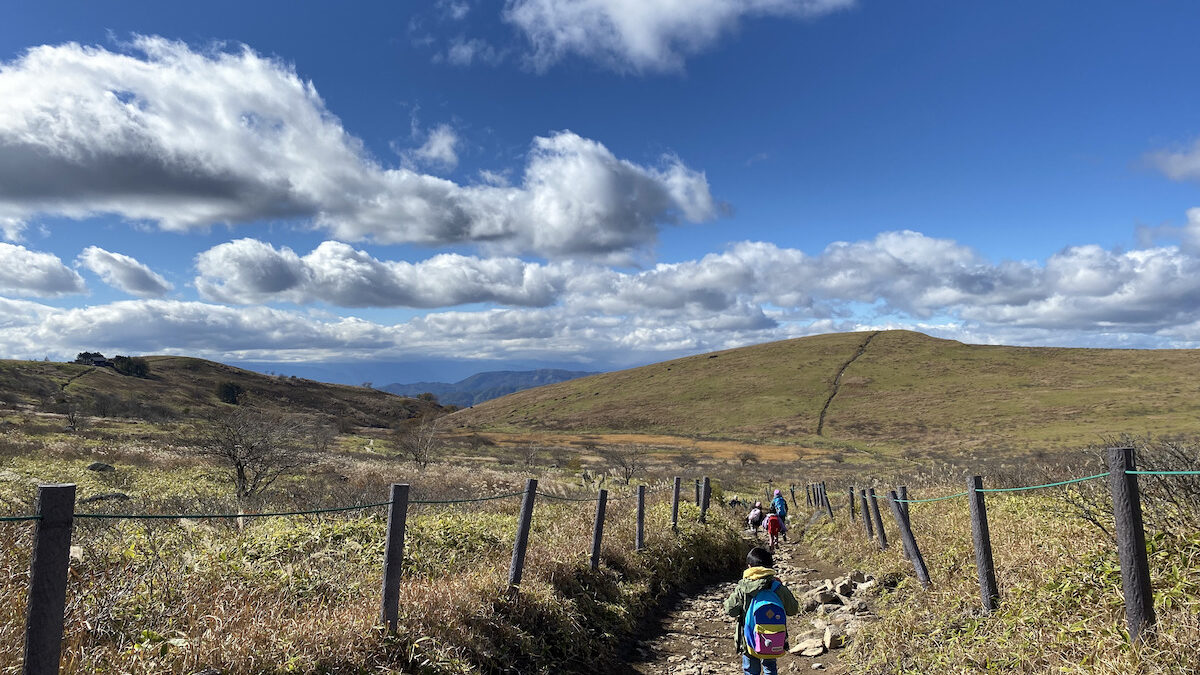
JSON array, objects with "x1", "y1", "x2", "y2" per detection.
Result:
[
  {"x1": 503, "y1": 0, "x2": 854, "y2": 72},
  {"x1": 0, "y1": 37, "x2": 716, "y2": 256},
  {"x1": 194, "y1": 238, "x2": 568, "y2": 307},
  {"x1": 0, "y1": 243, "x2": 86, "y2": 297},
  {"x1": 76, "y1": 246, "x2": 172, "y2": 297},
  {"x1": 1149, "y1": 137, "x2": 1200, "y2": 183},
  {"x1": 443, "y1": 37, "x2": 505, "y2": 66},
  {"x1": 404, "y1": 123, "x2": 461, "y2": 171}
]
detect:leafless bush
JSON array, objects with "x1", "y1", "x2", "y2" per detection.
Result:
[
  {"x1": 600, "y1": 444, "x2": 644, "y2": 484},
  {"x1": 392, "y1": 413, "x2": 443, "y2": 470},
  {"x1": 195, "y1": 406, "x2": 320, "y2": 500}
]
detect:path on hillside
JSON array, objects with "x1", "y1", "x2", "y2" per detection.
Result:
[
  {"x1": 816, "y1": 331, "x2": 879, "y2": 436},
  {"x1": 626, "y1": 534, "x2": 862, "y2": 675}
]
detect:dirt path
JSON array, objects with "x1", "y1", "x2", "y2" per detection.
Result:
[{"x1": 627, "y1": 536, "x2": 856, "y2": 675}]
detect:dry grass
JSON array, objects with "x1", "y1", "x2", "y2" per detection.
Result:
[
  {"x1": 796, "y1": 454, "x2": 1200, "y2": 674},
  {"x1": 0, "y1": 433, "x2": 743, "y2": 674}
]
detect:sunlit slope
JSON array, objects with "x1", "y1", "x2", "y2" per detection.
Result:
[{"x1": 449, "y1": 330, "x2": 1200, "y2": 454}]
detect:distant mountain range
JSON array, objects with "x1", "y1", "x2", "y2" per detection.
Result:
[{"x1": 381, "y1": 369, "x2": 599, "y2": 407}]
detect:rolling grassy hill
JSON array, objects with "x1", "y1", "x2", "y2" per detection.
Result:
[
  {"x1": 447, "y1": 330, "x2": 1200, "y2": 458},
  {"x1": 0, "y1": 355, "x2": 432, "y2": 427}
]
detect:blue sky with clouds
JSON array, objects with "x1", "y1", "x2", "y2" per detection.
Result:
[{"x1": 3, "y1": 1, "x2": 1200, "y2": 383}]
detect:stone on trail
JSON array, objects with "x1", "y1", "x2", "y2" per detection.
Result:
[
  {"x1": 87, "y1": 462, "x2": 115, "y2": 472},
  {"x1": 823, "y1": 625, "x2": 848, "y2": 649}
]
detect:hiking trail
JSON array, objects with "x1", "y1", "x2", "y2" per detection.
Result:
[
  {"x1": 626, "y1": 536, "x2": 859, "y2": 674},
  {"x1": 816, "y1": 331, "x2": 879, "y2": 436}
]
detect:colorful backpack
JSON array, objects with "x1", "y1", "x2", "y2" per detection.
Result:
[{"x1": 743, "y1": 580, "x2": 788, "y2": 659}]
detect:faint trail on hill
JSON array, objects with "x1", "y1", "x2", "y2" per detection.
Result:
[
  {"x1": 61, "y1": 367, "x2": 96, "y2": 391},
  {"x1": 816, "y1": 331, "x2": 880, "y2": 436}
]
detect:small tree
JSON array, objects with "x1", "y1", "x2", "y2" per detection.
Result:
[
  {"x1": 216, "y1": 381, "x2": 245, "y2": 405},
  {"x1": 196, "y1": 407, "x2": 317, "y2": 501},
  {"x1": 737, "y1": 450, "x2": 760, "y2": 467},
  {"x1": 393, "y1": 414, "x2": 443, "y2": 469},
  {"x1": 520, "y1": 444, "x2": 541, "y2": 468},
  {"x1": 112, "y1": 355, "x2": 150, "y2": 377},
  {"x1": 601, "y1": 445, "x2": 645, "y2": 485}
]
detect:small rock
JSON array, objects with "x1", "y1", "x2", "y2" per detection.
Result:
[
  {"x1": 69, "y1": 545, "x2": 84, "y2": 562},
  {"x1": 824, "y1": 625, "x2": 848, "y2": 649},
  {"x1": 811, "y1": 664, "x2": 826, "y2": 671},
  {"x1": 849, "y1": 570, "x2": 867, "y2": 584},
  {"x1": 79, "y1": 492, "x2": 130, "y2": 504},
  {"x1": 86, "y1": 462, "x2": 115, "y2": 472}
]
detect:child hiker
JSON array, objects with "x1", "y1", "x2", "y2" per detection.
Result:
[
  {"x1": 723, "y1": 547, "x2": 799, "y2": 675},
  {"x1": 770, "y1": 489, "x2": 789, "y2": 541}
]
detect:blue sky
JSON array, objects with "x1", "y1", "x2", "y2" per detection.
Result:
[{"x1": 3, "y1": 1, "x2": 1200, "y2": 383}]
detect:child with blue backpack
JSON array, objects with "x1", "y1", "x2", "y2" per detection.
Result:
[{"x1": 723, "y1": 547, "x2": 799, "y2": 675}]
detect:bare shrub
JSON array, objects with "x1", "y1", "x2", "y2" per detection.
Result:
[
  {"x1": 196, "y1": 407, "x2": 319, "y2": 500},
  {"x1": 393, "y1": 414, "x2": 443, "y2": 470},
  {"x1": 600, "y1": 444, "x2": 644, "y2": 484}
]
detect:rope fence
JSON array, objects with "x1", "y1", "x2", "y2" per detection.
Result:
[
  {"x1": 6, "y1": 473, "x2": 715, "y2": 675},
  {"x1": 802, "y1": 449, "x2": 1198, "y2": 646}
]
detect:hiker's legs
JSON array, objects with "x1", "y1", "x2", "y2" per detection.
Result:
[{"x1": 741, "y1": 655, "x2": 761, "y2": 675}]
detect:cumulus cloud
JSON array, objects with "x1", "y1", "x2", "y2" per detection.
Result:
[
  {"x1": 443, "y1": 37, "x2": 505, "y2": 66},
  {"x1": 194, "y1": 238, "x2": 567, "y2": 307},
  {"x1": 0, "y1": 37, "x2": 716, "y2": 256},
  {"x1": 76, "y1": 246, "x2": 172, "y2": 297},
  {"x1": 503, "y1": 0, "x2": 854, "y2": 72},
  {"x1": 0, "y1": 243, "x2": 86, "y2": 297},
  {"x1": 403, "y1": 123, "x2": 461, "y2": 171}
]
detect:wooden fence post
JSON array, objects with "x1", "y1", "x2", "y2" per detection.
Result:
[
  {"x1": 23, "y1": 483, "x2": 76, "y2": 675},
  {"x1": 671, "y1": 477, "x2": 681, "y2": 533},
  {"x1": 868, "y1": 488, "x2": 887, "y2": 550},
  {"x1": 700, "y1": 477, "x2": 711, "y2": 523},
  {"x1": 823, "y1": 486, "x2": 834, "y2": 520},
  {"x1": 695, "y1": 479, "x2": 701, "y2": 506},
  {"x1": 888, "y1": 490, "x2": 930, "y2": 587},
  {"x1": 590, "y1": 488, "x2": 608, "y2": 571},
  {"x1": 508, "y1": 478, "x2": 538, "y2": 593},
  {"x1": 636, "y1": 485, "x2": 646, "y2": 551},
  {"x1": 806, "y1": 483, "x2": 812, "y2": 506},
  {"x1": 897, "y1": 485, "x2": 910, "y2": 523},
  {"x1": 848, "y1": 486, "x2": 856, "y2": 522},
  {"x1": 380, "y1": 483, "x2": 409, "y2": 632},
  {"x1": 859, "y1": 489, "x2": 873, "y2": 539},
  {"x1": 789, "y1": 484, "x2": 797, "y2": 509},
  {"x1": 1106, "y1": 446, "x2": 1156, "y2": 642},
  {"x1": 967, "y1": 476, "x2": 999, "y2": 612}
]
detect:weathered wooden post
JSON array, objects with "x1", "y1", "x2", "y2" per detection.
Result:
[
  {"x1": 23, "y1": 483, "x2": 76, "y2": 675},
  {"x1": 868, "y1": 488, "x2": 887, "y2": 550},
  {"x1": 806, "y1": 483, "x2": 812, "y2": 506},
  {"x1": 636, "y1": 485, "x2": 646, "y2": 551},
  {"x1": 859, "y1": 489, "x2": 873, "y2": 539},
  {"x1": 1107, "y1": 446, "x2": 1156, "y2": 642},
  {"x1": 848, "y1": 486, "x2": 856, "y2": 522},
  {"x1": 590, "y1": 488, "x2": 608, "y2": 571},
  {"x1": 888, "y1": 490, "x2": 930, "y2": 587},
  {"x1": 671, "y1": 476, "x2": 681, "y2": 533},
  {"x1": 508, "y1": 478, "x2": 538, "y2": 593},
  {"x1": 380, "y1": 483, "x2": 410, "y2": 631},
  {"x1": 897, "y1": 485, "x2": 911, "y2": 523},
  {"x1": 966, "y1": 476, "x2": 999, "y2": 612},
  {"x1": 700, "y1": 476, "x2": 711, "y2": 523},
  {"x1": 789, "y1": 484, "x2": 797, "y2": 509},
  {"x1": 823, "y1": 486, "x2": 834, "y2": 520},
  {"x1": 694, "y1": 479, "x2": 701, "y2": 506}
]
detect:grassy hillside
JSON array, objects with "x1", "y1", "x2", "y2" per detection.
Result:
[
  {"x1": 0, "y1": 356, "x2": 431, "y2": 427},
  {"x1": 448, "y1": 330, "x2": 1200, "y2": 458}
]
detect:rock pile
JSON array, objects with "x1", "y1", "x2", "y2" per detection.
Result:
[{"x1": 787, "y1": 571, "x2": 876, "y2": 658}]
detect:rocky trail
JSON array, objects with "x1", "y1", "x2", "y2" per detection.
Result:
[{"x1": 627, "y1": 532, "x2": 877, "y2": 675}]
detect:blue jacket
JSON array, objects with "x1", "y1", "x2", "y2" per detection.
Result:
[{"x1": 772, "y1": 495, "x2": 788, "y2": 518}]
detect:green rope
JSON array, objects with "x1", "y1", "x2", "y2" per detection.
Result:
[
  {"x1": 0, "y1": 515, "x2": 41, "y2": 522},
  {"x1": 893, "y1": 491, "x2": 968, "y2": 504},
  {"x1": 75, "y1": 501, "x2": 394, "y2": 520},
  {"x1": 976, "y1": 472, "x2": 1111, "y2": 493},
  {"x1": 1127, "y1": 469, "x2": 1200, "y2": 476},
  {"x1": 410, "y1": 491, "x2": 526, "y2": 504}
]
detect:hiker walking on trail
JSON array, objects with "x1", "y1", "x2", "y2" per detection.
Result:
[
  {"x1": 770, "y1": 489, "x2": 789, "y2": 541},
  {"x1": 723, "y1": 547, "x2": 799, "y2": 675},
  {"x1": 747, "y1": 501, "x2": 765, "y2": 534}
]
